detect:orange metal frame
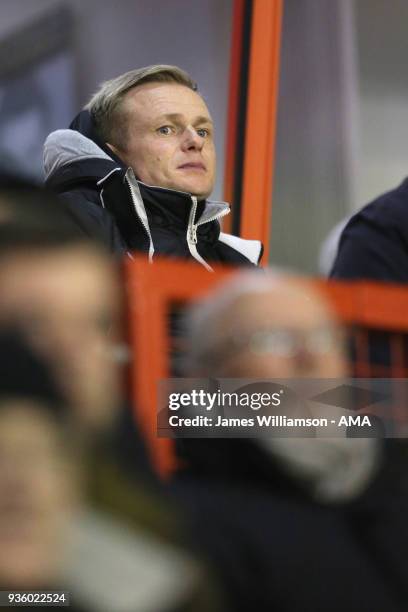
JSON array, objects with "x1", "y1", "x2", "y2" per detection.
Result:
[
  {"x1": 241, "y1": 0, "x2": 283, "y2": 257},
  {"x1": 126, "y1": 257, "x2": 233, "y2": 474},
  {"x1": 126, "y1": 256, "x2": 408, "y2": 476},
  {"x1": 223, "y1": 0, "x2": 283, "y2": 258}
]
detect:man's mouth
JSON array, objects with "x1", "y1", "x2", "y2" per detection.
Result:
[{"x1": 178, "y1": 163, "x2": 206, "y2": 171}]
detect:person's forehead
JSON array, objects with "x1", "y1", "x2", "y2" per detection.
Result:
[
  {"x1": 0, "y1": 247, "x2": 112, "y2": 281},
  {"x1": 124, "y1": 82, "x2": 212, "y2": 123},
  {"x1": 226, "y1": 285, "x2": 337, "y2": 330},
  {"x1": 0, "y1": 248, "x2": 117, "y2": 311}
]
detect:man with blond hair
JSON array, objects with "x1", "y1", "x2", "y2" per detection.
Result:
[{"x1": 44, "y1": 65, "x2": 261, "y2": 269}]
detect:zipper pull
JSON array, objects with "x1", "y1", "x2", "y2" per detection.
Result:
[{"x1": 189, "y1": 224, "x2": 198, "y2": 244}]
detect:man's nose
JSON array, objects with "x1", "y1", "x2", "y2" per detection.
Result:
[
  {"x1": 292, "y1": 346, "x2": 320, "y2": 375},
  {"x1": 181, "y1": 127, "x2": 204, "y2": 151}
]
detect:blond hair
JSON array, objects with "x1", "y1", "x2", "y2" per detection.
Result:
[{"x1": 85, "y1": 64, "x2": 197, "y2": 148}]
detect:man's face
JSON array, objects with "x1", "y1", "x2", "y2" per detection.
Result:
[
  {"x1": 0, "y1": 403, "x2": 78, "y2": 588},
  {"x1": 212, "y1": 281, "x2": 347, "y2": 379},
  {"x1": 0, "y1": 246, "x2": 121, "y2": 431},
  {"x1": 111, "y1": 83, "x2": 216, "y2": 199}
]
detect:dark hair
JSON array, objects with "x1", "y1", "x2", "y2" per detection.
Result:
[{"x1": 0, "y1": 328, "x2": 67, "y2": 419}]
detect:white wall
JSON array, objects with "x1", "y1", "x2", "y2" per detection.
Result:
[
  {"x1": 270, "y1": 0, "x2": 353, "y2": 274},
  {"x1": 270, "y1": 0, "x2": 408, "y2": 274},
  {"x1": 353, "y1": 0, "x2": 408, "y2": 208}
]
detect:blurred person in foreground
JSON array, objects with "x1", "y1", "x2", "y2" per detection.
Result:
[
  {"x1": 172, "y1": 269, "x2": 408, "y2": 612},
  {"x1": 0, "y1": 329, "x2": 214, "y2": 612},
  {"x1": 44, "y1": 64, "x2": 262, "y2": 268},
  {"x1": 0, "y1": 172, "x2": 160, "y2": 477},
  {"x1": 0, "y1": 177, "x2": 226, "y2": 607},
  {"x1": 0, "y1": 174, "x2": 122, "y2": 432},
  {"x1": 0, "y1": 177, "x2": 177, "y2": 532}
]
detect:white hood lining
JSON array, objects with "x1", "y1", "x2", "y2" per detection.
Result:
[
  {"x1": 43, "y1": 129, "x2": 113, "y2": 181},
  {"x1": 219, "y1": 232, "x2": 262, "y2": 265}
]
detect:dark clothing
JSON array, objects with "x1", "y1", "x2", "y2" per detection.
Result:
[
  {"x1": 330, "y1": 179, "x2": 408, "y2": 372},
  {"x1": 58, "y1": 185, "x2": 127, "y2": 254},
  {"x1": 44, "y1": 112, "x2": 262, "y2": 267},
  {"x1": 331, "y1": 178, "x2": 408, "y2": 282},
  {"x1": 173, "y1": 438, "x2": 408, "y2": 612}
]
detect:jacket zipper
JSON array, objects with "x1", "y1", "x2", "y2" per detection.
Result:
[
  {"x1": 186, "y1": 196, "x2": 230, "y2": 272},
  {"x1": 126, "y1": 172, "x2": 230, "y2": 269},
  {"x1": 197, "y1": 207, "x2": 230, "y2": 229},
  {"x1": 125, "y1": 170, "x2": 155, "y2": 262}
]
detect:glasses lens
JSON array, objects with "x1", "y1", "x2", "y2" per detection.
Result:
[
  {"x1": 306, "y1": 328, "x2": 335, "y2": 354},
  {"x1": 250, "y1": 330, "x2": 298, "y2": 356},
  {"x1": 248, "y1": 327, "x2": 340, "y2": 357}
]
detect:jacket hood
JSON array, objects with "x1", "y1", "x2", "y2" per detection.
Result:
[
  {"x1": 44, "y1": 110, "x2": 125, "y2": 189},
  {"x1": 69, "y1": 109, "x2": 108, "y2": 151},
  {"x1": 69, "y1": 109, "x2": 127, "y2": 166},
  {"x1": 44, "y1": 129, "x2": 118, "y2": 186}
]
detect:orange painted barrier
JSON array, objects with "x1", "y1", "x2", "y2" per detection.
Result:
[
  {"x1": 125, "y1": 256, "x2": 408, "y2": 476},
  {"x1": 223, "y1": 0, "x2": 283, "y2": 256}
]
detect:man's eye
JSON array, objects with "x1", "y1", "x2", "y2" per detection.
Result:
[
  {"x1": 157, "y1": 126, "x2": 173, "y2": 135},
  {"x1": 197, "y1": 128, "x2": 209, "y2": 138}
]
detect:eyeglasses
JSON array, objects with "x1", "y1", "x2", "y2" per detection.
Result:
[{"x1": 208, "y1": 326, "x2": 345, "y2": 362}]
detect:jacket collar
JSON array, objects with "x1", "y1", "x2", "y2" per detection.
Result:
[
  {"x1": 111, "y1": 168, "x2": 230, "y2": 264},
  {"x1": 136, "y1": 180, "x2": 230, "y2": 228},
  {"x1": 139, "y1": 182, "x2": 206, "y2": 227}
]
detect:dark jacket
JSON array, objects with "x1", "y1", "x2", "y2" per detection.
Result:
[
  {"x1": 44, "y1": 112, "x2": 262, "y2": 268},
  {"x1": 173, "y1": 438, "x2": 408, "y2": 612},
  {"x1": 330, "y1": 178, "x2": 408, "y2": 282},
  {"x1": 330, "y1": 179, "x2": 408, "y2": 371}
]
